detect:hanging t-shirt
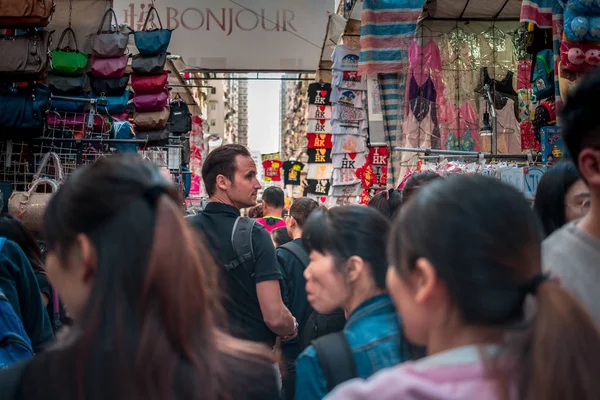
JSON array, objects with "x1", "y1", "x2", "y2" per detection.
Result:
[
  {"x1": 332, "y1": 168, "x2": 360, "y2": 186},
  {"x1": 331, "y1": 86, "x2": 365, "y2": 108},
  {"x1": 333, "y1": 70, "x2": 367, "y2": 90},
  {"x1": 332, "y1": 120, "x2": 368, "y2": 136},
  {"x1": 332, "y1": 104, "x2": 367, "y2": 122},
  {"x1": 332, "y1": 135, "x2": 368, "y2": 154},
  {"x1": 332, "y1": 152, "x2": 368, "y2": 169},
  {"x1": 283, "y1": 161, "x2": 304, "y2": 186},
  {"x1": 306, "y1": 105, "x2": 332, "y2": 120},
  {"x1": 307, "y1": 193, "x2": 329, "y2": 206},
  {"x1": 307, "y1": 148, "x2": 332, "y2": 164},
  {"x1": 306, "y1": 179, "x2": 331, "y2": 196},
  {"x1": 330, "y1": 183, "x2": 362, "y2": 197},
  {"x1": 368, "y1": 147, "x2": 389, "y2": 166},
  {"x1": 307, "y1": 163, "x2": 333, "y2": 180},
  {"x1": 306, "y1": 133, "x2": 333, "y2": 149},
  {"x1": 307, "y1": 119, "x2": 332, "y2": 134},
  {"x1": 332, "y1": 44, "x2": 360, "y2": 71},
  {"x1": 308, "y1": 83, "x2": 332, "y2": 106},
  {"x1": 328, "y1": 195, "x2": 360, "y2": 206},
  {"x1": 262, "y1": 160, "x2": 283, "y2": 182}
]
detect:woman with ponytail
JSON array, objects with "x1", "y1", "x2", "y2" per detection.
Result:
[
  {"x1": 326, "y1": 174, "x2": 600, "y2": 400},
  {"x1": 0, "y1": 155, "x2": 280, "y2": 400}
]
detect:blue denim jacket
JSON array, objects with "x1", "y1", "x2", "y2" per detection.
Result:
[{"x1": 295, "y1": 294, "x2": 414, "y2": 400}]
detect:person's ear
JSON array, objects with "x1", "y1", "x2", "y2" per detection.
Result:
[
  {"x1": 412, "y1": 257, "x2": 440, "y2": 305},
  {"x1": 345, "y1": 255, "x2": 365, "y2": 284},
  {"x1": 216, "y1": 174, "x2": 230, "y2": 191},
  {"x1": 579, "y1": 148, "x2": 600, "y2": 187},
  {"x1": 72, "y1": 233, "x2": 97, "y2": 285}
]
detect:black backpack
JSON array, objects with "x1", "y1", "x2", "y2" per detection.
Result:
[
  {"x1": 312, "y1": 331, "x2": 357, "y2": 391},
  {"x1": 168, "y1": 96, "x2": 192, "y2": 135},
  {"x1": 277, "y1": 241, "x2": 346, "y2": 350}
]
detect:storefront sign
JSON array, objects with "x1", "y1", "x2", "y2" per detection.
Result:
[{"x1": 115, "y1": 0, "x2": 332, "y2": 71}]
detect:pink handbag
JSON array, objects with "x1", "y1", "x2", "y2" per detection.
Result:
[
  {"x1": 90, "y1": 55, "x2": 129, "y2": 79},
  {"x1": 47, "y1": 113, "x2": 86, "y2": 129},
  {"x1": 131, "y1": 71, "x2": 168, "y2": 94},
  {"x1": 133, "y1": 90, "x2": 168, "y2": 112}
]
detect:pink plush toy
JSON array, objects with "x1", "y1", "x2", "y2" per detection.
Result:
[
  {"x1": 561, "y1": 38, "x2": 587, "y2": 70},
  {"x1": 585, "y1": 42, "x2": 600, "y2": 69}
]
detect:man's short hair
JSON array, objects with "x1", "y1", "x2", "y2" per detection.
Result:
[
  {"x1": 262, "y1": 186, "x2": 285, "y2": 209},
  {"x1": 289, "y1": 197, "x2": 320, "y2": 229},
  {"x1": 201, "y1": 144, "x2": 251, "y2": 196},
  {"x1": 561, "y1": 69, "x2": 600, "y2": 169}
]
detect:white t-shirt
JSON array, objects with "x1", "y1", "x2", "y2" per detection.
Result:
[
  {"x1": 307, "y1": 163, "x2": 334, "y2": 180},
  {"x1": 307, "y1": 119, "x2": 332, "y2": 134},
  {"x1": 332, "y1": 135, "x2": 367, "y2": 154},
  {"x1": 331, "y1": 86, "x2": 365, "y2": 108},
  {"x1": 543, "y1": 221, "x2": 600, "y2": 326},
  {"x1": 332, "y1": 120, "x2": 368, "y2": 136},
  {"x1": 332, "y1": 44, "x2": 360, "y2": 71},
  {"x1": 333, "y1": 70, "x2": 367, "y2": 90},
  {"x1": 332, "y1": 168, "x2": 360, "y2": 186},
  {"x1": 332, "y1": 104, "x2": 366, "y2": 122},
  {"x1": 332, "y1": 152, "x2": 367, "y2": 169}
]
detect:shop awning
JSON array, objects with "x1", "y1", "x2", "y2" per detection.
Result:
[{"x1": 423, "y1": 0, "x2": 522, "y2": 21}]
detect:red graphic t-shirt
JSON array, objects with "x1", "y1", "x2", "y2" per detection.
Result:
[
  {"x1": 307, "y1": 134, "x2": 333, "y2": 149},
  {"x1": 262, "y1": 160, "x2": 283, "y2": 182}
]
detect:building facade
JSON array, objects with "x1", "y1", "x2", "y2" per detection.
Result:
[
  {"x1": 206, "y1": 81, "x2": 226, "y2": 141},
  {"x1": 224, "y1": 74, "x2": 249, "y2": 147},
  {"x1": 280, "y1": 74, "x2": 310, "y2": 163}
]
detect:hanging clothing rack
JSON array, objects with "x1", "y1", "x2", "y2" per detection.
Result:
[{"x1": 394, "y1": 146, "x2": 537, "y2": 160}]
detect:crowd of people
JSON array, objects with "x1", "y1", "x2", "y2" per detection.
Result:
[{"x1": 0, "y1": 65, "x2": 600, "y2": 400}]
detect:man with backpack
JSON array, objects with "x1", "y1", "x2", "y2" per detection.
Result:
[
  {"x1": 256, "y1": 186, "x2": 287, "y2": 233},
  {"x1": 189, "y1": 144, "x2": 297, "y2": 348},
  {"x1": 277, "y1": 198, "x2": 345, "y2": 400}
]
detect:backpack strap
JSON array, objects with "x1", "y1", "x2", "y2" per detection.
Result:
[
  {"x1": 226, "y1": 217, "x2": 256, "y2": 277},
  {"x1": 312, "y1": 331, "x2": 358, "y2": 391},
  {"x1": 280, "y1": 241, "x2": 309, "y2": 267}
]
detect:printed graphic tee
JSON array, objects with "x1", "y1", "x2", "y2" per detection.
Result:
[
  {"x1": 283, "y1": 161, "x2": 304, "y2": 186},
  {"x1": 307, "y1": 148, "x2": 332, "y2": 164},
  {"x1": 333, "y1": 70, "x2": 367, "y2": 90},
  {"x1": 332, "y1": 44, "x2": 360, "y2": 71},
  {"x1": 331, "y1": 87, "x2": 365, "y2": 108},
  {"x1": 307, "y1": 105, "x2": 332, "y2": 120},
  {"x1": 332, "y1": 135, "x2": 368, "y2": 154},
  {"x1": 332, "y1": 152, "x2": 368, "y2": 169},
  {"x1": 332, "y1": 104, "x2": 366, "y2": 122},
  {"x1": 306, "y1": 179, "x2": 331, "y2": 195},
  {"x1": 307, "y1": 119, "x2": 332, "y2": 134},
  {"x1": 307, "y1": 164, "x2": 333, "y2": 180},
  {"x1": 262, "y1": 160, "x2": 282, "y2": 182},
  {"x1": 308, "y1": 83, "x2": 332, "y2": 106},
  {"x1": 306, "y1": 134, "x2": 333, "y2": 149}
]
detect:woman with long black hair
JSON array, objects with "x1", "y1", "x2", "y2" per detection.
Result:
[{"x1": 0, "y1": 155, "x2": 280, "y2": 400}]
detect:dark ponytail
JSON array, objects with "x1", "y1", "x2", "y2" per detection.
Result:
[
  {"x1": 516, "y1": 282, "x2": 600, "y2": 400},
  {"x1": 389, "y1": 174, "x2": 600, "y2": 400}
]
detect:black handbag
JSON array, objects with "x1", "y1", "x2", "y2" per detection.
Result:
[
  {"x1": 131, "y1": 53, "x2": 167, "y2": 76},
  {"x1": 137, "y1": 128, "x2": 169, "y2": 146},
  {"x1": 168, "y1": 96, "x2": 192, "y2": 135},
  {"x1": 0, "y1": 83, "x2": 51, "y2": 128},
  {"x1": 47, "y1": 73, "x2": 88, "y2": 94},
  {"x1": 90, "y1": 74, "x2": 130, "y2": 96}
]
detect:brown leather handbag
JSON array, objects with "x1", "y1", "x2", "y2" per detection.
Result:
[
  {"x1": 134, "y1": 107, "x2": 170, "y2": 131},
  {"x1": 0, "y1": 30, "x2": 52, "y2": 82},
  {"x1": 0, "y1": 0, "x2": 55, "y2": 28},
  {"x1": 8, "y1": 152, "x2": 64, "y2": 233}
]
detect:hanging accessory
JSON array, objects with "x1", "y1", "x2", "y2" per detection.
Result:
[
  {"x1": 131, "y1": 53, "x2": 168, "y2": 76},
  {"x1": 91, "y1": 8, "x2": 131, "y2": 58},
  {"x1": 134, "y1": 6, "x2": 173, "y2": 55},
  {"x1": 0, "y1": 30, "x2": 52, "y2": 82},
  {"x1": 0, "y1": 0, "x2": 55, "y2": 28},
  {"x1": 51, "y1": 28, "x2": 89, "y2": 76}
]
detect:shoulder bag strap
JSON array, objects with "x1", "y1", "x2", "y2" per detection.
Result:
[
  {"x1": 312, "y1": 331, "x2": 358, "y2": 391},
  {"x1": 280, "y1": 241, "x2": 309, "y2": 267},
  {"x1": 142, "y1": 6, "x2": 164, "y2": 31},
  {"x1": 227, "y1": 217, "x2": 256, "y2": 276},
  {"x1": 97, "y1": 8, "x2": 118, "y2": 34},
  {"x1": 57, "y1": 27, "x2": 78, "y2": 52},
  {"x1": 32, "y1": 152, "x2": 64, "y2": 184}
]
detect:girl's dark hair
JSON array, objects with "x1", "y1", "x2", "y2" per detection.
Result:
[
  {"x1": 272, "y1": 227, "x2": 292, "y2": 247},
  {"x1": 368, "y1": 189, "x2": 402, "y2": 219},
  {"x1": 402, "y1": 171, "x2": 441, "y2": 205},
  {"x1": 303, "y1": 206, "x2": 390, "y2": 289},
  {"x1": 0, "y1": 214, "x2": 45, "y2": 272},
  {"x1": 389, "y1": 174, "x2": 600, "y2": 400},
  {"x1": 22, "y1": 155, "x2": 272, "y2": 400},
  {"x1": 533, "y1": 161, "x2": 581, "y2": 237}
]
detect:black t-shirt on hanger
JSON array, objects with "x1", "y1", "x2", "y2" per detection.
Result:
[
  {"x1": 283, "y1": 161, "x2": 304, "y2": 186},
  {"x1": 305, "y1": 179, "x2": 331, "y2": 196},
  {"x1": 307, "y1": 148, "x2": 332, "y2": 164},
  {"x1": 308, "y1": 83, "x2": 332, "y2": 106}
]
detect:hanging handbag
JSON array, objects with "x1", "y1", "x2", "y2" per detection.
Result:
[
  {"x1": 133, "y1": 90, "x2": 168, "y2": 112},
  {"x1": 131, "y1": 53, "x2": 167, "y2": 76},
  {"x1": 131, "y1": 71, "x2": 168, "y2": 94},
  {"x1": 8, "y1": 152, "x2": 64, "y2": 233},
  {"x1": 51, "y1": 28, "x2": 89, "y2": 76},
  {"x1": 50, "y1": 93, "x2": 89, "y2": 113},
  {"x1": 134, "y1": 6, "x2": 173, "y2": 56},
  {"x1": 93, "y1": 90, "x2": 130, "y2": 115},
  {"x1": 134, "y1": 106, "x2": 170, "y2": 131},
  {"x1": 0, "y1": 83, "x2": 51, "y2": 129},
  {"x1": 89, "y1": 74, "x2": 130, "y2": 96},
  {"x1": 91, "y1": 8, "x2": 130, "y2": 58},
  {"x1": 0, "y1": 0, "x2": 55, "y2": 28},
  {"x1": 113, "y1": 121, "x2": 138, "y2": 153},
  {"x1": 0, "y1": 30, "x2": 52, "y2": 82},
  {"x1": 137, "y1": 128, "x2": 169, "y2": 146},
  {"x1": 47, "y1": 73, "x2": 87, "y2": 94},
  {"x1": 47, "y1": 112, "x2": 86, "y2": 129},
  {"x1": 90, "y1": 55, "x2": 128, "y2": 79}
]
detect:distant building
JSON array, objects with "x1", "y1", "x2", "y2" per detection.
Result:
[
  {"x1": 224, "y1": 74, "x2": 249, "y2": 147},
  {"x1": 206, "y1": 82, "x2": 225, "y2": 142},
  {"x1": 280, "y1": 73, "x2": 310, "y2": 163}
]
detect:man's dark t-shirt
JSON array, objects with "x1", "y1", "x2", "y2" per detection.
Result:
[{"x1": 189, "y1": 202, "x2": 282, "y2": 347}]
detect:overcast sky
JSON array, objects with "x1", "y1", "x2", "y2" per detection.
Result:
[{"x1": 248, "y1": 79, "x2": 282, "y2": 154}]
